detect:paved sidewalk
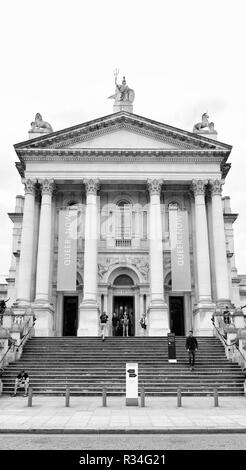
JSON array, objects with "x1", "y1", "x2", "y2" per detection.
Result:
[{"x1": 0, "y1": 395, "x2": 246, "y2": 433}]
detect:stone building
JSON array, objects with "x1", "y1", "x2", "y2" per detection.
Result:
[{"x1": 5, "y1": 77, "x2": 246, "y2": 337}]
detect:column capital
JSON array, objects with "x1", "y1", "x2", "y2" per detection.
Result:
[
  {"x1": 209, "y1": 179, "x2": 223, "y2": 196},
  {"x1": 191, "y1": 179, "x2": 208, "y2": 196},
  {"x1": 23, "y1": 179, "x2": 37, "y2": 195},
  {"x1": 83, "y1": 178, "x2": 100, "y2": 195},
  {"x1": 147, "y1": 178, "x2": 163, "y2": 196},
  {"x1": 39, "y1": 179, "x2": 55, "y2": 195}
]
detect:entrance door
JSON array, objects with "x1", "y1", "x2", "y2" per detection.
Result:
[
  {"x1": 113, "y1": 296, "x2": 135, "y2": 336},
  {"x1": 169, "y1": 296, "x2": 185, "y2": 336},
  {"x1": 63, "y1": 296, "x2": 78, "y2": 336}
]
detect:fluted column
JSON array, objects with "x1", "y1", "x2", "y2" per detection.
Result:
[
  {"x1": 35, "y1": 179, "x2": 55, "y2": 302},
  {"x1": 78, "y1": 179, "x2": 100, "y2": 336},
  {"x1": 16, "y1": 179, "x2": 36, "y2": 305},
  {"x1": 147, "y1": 179, "x2": 168, "y2": 336},
  {"x1": 191, "y1": 180, "x2": 214, "y2": 336},
  {"x1": 210, "y1": 179, "x2": 230, "y2": 304},
  {"x1": 191, "y1": 180, "x2": 212, "y2": 303}
]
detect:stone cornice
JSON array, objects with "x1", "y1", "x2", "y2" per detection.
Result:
[
  {"x1": 223, "y1": 213, "x2": 238, "y2": 224},
  {"x1": 17, "y1": 148, "x2": 227, "y2": 162}
]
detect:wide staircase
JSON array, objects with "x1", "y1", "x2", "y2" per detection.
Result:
[{"x1": 1, "y1": 336, "x2": 245, "y2": 396}]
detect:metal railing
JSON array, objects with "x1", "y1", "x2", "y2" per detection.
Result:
[{"x1": 211, "y1": 316, "x2": 246, "y2": 368}]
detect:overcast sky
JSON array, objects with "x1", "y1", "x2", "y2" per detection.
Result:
[{"x1": 1, "y1": 0, "x2": 246, "y2": 280}]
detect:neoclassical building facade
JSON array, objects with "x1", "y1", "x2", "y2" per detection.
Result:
[{"x1": 6, "y1": 96, "x2": 243, "y2": 337}]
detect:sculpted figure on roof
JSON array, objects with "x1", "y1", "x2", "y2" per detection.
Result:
[
  {"x1": 193, "y1": 112, "x2": 215, "y2": 133},
  {"x1": 30, "y1": 113, "x2": 53, "y2": 132},
  {"x1": 108, "y1": 69, "x2": 135, "y2": 104}
]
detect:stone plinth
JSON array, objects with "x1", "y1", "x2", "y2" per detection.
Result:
[
  {"x1": 148, "y1": 303, "x2": 169, "y2": 336},
  {"x1": 193, "y1": 302, "x2": 215, "y2": 336},
  {"x1": 32, "y1": 304, "x2": 54, "y2": 336},
  {"x1": 113, "y1": 103, "x2": 133, "y2": 113},
  {"x1": 77, "y1": 303, "x2": 99, "y2": 336}
]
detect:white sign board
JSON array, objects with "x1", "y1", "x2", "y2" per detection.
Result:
[{"x1": 126, "y1": 362, "x2": 138, "y2": 406}]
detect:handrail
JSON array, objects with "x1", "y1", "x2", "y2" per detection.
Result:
[
  {"x1": 0, "y1": 341, "x2": 17, "y2": 370},
  {"x1": 16, "y1": 317, "x2": 36, "y2": 352},
  {"x1": 211, "y1": 316, "x2": 246, "y2": 366},
  {"x1": 211, "y1": 317, "x2": 227, "y2": 346}
]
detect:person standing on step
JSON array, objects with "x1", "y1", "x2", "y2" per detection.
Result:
[
  {"x1": 100, "y1": 311, "x2": 108, "y2": 341},
  {"x1": 122, "y1": 311, "x2": 129, "y2": 337},
  {"x1": 186, "y1": 330, "x2": 198, "y2": 371},
  {"x1": 11, "y1": 369, "x2": 29, "y2": 397},
  {"x1": 112, "y1": 311, "x2": 119, "y2": 336},
  {"x1": 223, "y1": 306, "x2": 231, "y2": 325}
]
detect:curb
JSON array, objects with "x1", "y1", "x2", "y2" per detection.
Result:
[{"x1": 0, "y1": 428, "x2": 246, "y2": 434}]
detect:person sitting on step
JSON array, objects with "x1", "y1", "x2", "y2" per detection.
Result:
[{"x1": 11, "y1": 369, "x2": 29, "y2": 397}]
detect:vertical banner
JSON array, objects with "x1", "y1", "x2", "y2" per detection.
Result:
[
  {"x1": 169, "y1": 209, "x2": 191, "y2": 292},
  {"x1": 57, "y1": 208, "x2": 77, "y2": 291}
]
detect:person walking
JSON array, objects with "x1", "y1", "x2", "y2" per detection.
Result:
[
  {"x1": 100, "y1": 311, "x2": 108, "y2": 341},
  {"x1": 186, "y1": 330, "x2": 198, "y2": 371}
]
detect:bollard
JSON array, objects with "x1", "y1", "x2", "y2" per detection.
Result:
[
  {"x1": 27, "y1": 387, "x2": 32, "y2": 407},
  {"x1": 102, "y1": 387, "x2": 107, "y2": 407},
  {"x1": 177, "y1": 387, "x2": 182, "y2": 407},
  {"x1": 140, "y1": 387, "x2": 145, "y2": 407},
  {"x1": 65, "y1": 386, "x2": 70, "y2": 407},
  {"x1": 214, "y1": 387, "x2": 219, "y2": 407}
]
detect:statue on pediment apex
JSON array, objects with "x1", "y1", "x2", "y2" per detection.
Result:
[
  {"x1": 108, "y1": 69, "x2": 135, "y2": 104},
  {"x1": 193, "y1": 112, "x2": 216, "y2": 133},
  {"x1": 30, "y1": 113, "x2": 53, "y2": 133}
]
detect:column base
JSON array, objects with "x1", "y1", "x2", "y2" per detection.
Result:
[
  {"x1": 193, "y1": 302, "x2": 216, "y2": 336},
  {"x1": 77, "y1": 301, "x2": 100, "y2": 336},
  {"x1": 147, "y1": 301, "x2": 169, "y2": 336},
  {"x1": 32, "y1": 302, "x2": 54, "y2": 337}
]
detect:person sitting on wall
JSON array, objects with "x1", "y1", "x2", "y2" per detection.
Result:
[{"x1": 11, "y1": 369, "x2": 29, "y2": 397}]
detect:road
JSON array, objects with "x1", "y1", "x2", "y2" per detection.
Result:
[{"x1": 0, "y1": 433, "x2": 245, "y2": 450}]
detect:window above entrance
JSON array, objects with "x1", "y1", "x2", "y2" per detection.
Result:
[{"x1": 113, "y1": 274, "x2": 134, "y2": 286}]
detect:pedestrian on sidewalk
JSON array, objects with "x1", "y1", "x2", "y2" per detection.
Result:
[
  {"x1": 186, "y1": 330, "x2": 198, "y2": 371},
  {"x1": 100, "y1": 311, "x2": 108, "y2": 341},
  {"x1": 11, "y1": 369, "x2": 29, "y2": 397}
]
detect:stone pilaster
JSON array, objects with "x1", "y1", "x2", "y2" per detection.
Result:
[
  {"x1": 16, "y1": 179, "x2": 36, "y2": 306},
  {"x1": 78, "y1": 179, "x2": 100, "y2": 336},
  {"x1": 210, "y1": 179, "x2": 231, "y2": 306},
  {"x1": 191, "y1": 179, "x2": 214, "y2": 336},
  {"x1": 147, "y1": 179, "x2": 168, "y2": 336},
  {"x1": 33, "y1": 179, "x2": 55, "y2": 336}
]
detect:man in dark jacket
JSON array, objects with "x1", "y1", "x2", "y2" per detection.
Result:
[{"x1": 186, "y1": 330, "x2": 198, "y2": 371}]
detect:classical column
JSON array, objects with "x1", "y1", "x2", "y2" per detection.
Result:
[
  {"x1": 78, "y1": 179, "x2": 100, "y2": 336},
  {"x1": 191, "y1": 180, "x2": 214, "y2": 336},
  {"x1": 210, "y1": 179, "x2": 230, "y2": 305},
  {"x1": 147, "y1": 179, "x2": 168, "y2": 336},
  {"x1": 16, "y1": 179, "x2": 36, "y2": 306},
  {"x1": 33, "y1": 179, "x2": 55, "y2": 336}
]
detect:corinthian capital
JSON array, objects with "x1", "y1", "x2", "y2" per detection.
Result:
[
  {"x1": 84, "y1": 178, "x2": 100, "y2": 195},
  {"x1": 39, "y1": 179, "x2": 55, "y2": 195},
  {"x1": 147, "y1": 178, "x2": 163, "y2": 196},
  {"x1": 191, "y1": 179, "x2": 208, "y2": 196},
  {"x1": 209, "y1": 179, "x2": 223, "y2": 196},
  {"x1": 24, "y1": 179, "x2": 36, "y2": 195}
]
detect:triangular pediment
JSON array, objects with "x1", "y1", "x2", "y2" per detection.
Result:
[{"x1": 14, "y1": 111, "x2": 231, "y2": 153}]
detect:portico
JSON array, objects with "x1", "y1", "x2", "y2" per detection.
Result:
[{"x1": 7, "y1": 86, "x2": 238, "y2": 338}]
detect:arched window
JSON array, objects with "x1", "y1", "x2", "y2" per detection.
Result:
[
  {"x1": 115, "y1": 200, "x2": 132, "y2": 240},
  {"x1": 113, "y1": 274, "x2": 134, "y2": 286}
]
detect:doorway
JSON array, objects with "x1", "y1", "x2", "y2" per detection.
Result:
[
  {"x1": 113, "y1": 296, "x2": 135, "y2": 336},
  {"x1": 63, "y1": 296, "x2": 78, "y2": 336},
  {"x1": 169, "y1": 296, "x2": 185, "y2": 336}
]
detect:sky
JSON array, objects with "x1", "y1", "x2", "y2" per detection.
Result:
[{"x1": 0, "y1": 0, "x2": 246, "y2": 280}]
